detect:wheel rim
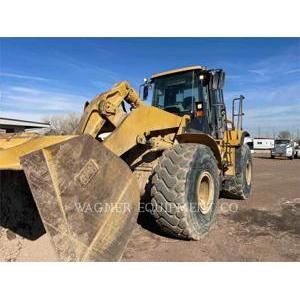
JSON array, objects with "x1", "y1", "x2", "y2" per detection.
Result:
[
  {"x1": 196, "y1": 171, "x2": 214, "y2": 214},
  {"x1": 245, "y1": 160, "x2": 252, "y2": 185}
]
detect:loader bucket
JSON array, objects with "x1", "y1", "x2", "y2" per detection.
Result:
[{"x1": 20, "y1": 134, "x2": 140, "y2": 261}]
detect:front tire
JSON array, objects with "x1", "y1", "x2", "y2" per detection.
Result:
[{"x1": 151, "y1": 144, "x2": 220, "y2": 240}]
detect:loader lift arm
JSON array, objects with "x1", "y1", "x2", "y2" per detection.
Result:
[
  {"x1": 75, "y1": 81, "x2": 144, "y2": 138},
  {"x1": 75, "y1": 80, "x2": 186, "y2": 158}
]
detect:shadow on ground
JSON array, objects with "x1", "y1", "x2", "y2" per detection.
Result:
[
  {"x1": 136, "y1": 181, "x2": 173, "y2": 239},
  {"x1": 254, "y1": 156, "x2": 297, "y2": 161},
  {"x1": 0, "y1": 171, "x2": 46, "y2": 240},
  {"x1": 137, "y1": 192, "x2": 166, "y2": 237},
  {"x1": 226, "y1": 202, "x2": 300, "y2": 238}
]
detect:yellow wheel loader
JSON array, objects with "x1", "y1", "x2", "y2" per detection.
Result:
[{"x1": 0, "y1": 66, "x2": 252, "y2": 261}]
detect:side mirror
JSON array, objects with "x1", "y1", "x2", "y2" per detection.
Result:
[
  {"x1": 84, "y1": 101, "x2": 90, "y2": 111},
  {"x1": 143, "y1": 85, "x2": 149, "y2": 100},
  {"x1": 226, "y1": 120, "x2": 233, "y2": 130}
]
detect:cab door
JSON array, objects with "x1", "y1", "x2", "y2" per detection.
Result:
[{"x1": 208, "y1": 70, "x2": 226, "y2": 139}]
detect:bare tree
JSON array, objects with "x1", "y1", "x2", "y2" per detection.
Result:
[
  {"x1": 278, "y1": 130, "x2": 291, "y2": 140},
  {"x1": 42, "y1": 113, "x2": 80, "y2": 135}
]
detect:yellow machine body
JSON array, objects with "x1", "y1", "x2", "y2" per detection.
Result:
[{"x1": 0, "y1": 77, "x2": 248, "y2": 261}]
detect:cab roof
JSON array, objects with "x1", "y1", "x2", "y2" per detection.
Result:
[{"x1": 151, "y1": 65, "x2": 207, "y2": 79}]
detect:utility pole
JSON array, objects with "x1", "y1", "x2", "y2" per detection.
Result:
[{"x1": 257, "y1": 127, "x2": 261, "y2": 138}]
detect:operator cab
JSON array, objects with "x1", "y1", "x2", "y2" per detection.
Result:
[
  {"x1": 142, "y1": 66, "x2": 228, "y2": 139},
  {"x1": 151, "y1": 67, "x2": 202, "y2": 116}
]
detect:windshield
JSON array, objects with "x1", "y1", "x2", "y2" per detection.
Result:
[
  {"x1": 275, "y1": 140, "x2": 289, "y2": 145},
  {"x1": 152, "y1": 71, "x2": 199, "y2": 115}
]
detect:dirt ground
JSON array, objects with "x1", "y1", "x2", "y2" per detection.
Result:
[{"x1": 1, "y1": 153, "x2": 299, "y2": 262}]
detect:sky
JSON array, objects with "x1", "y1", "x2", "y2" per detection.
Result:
[{"x1": 0, "y1": 38, "x2": 299, "y2": 137}]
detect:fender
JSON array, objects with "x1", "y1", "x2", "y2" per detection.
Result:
[
  {"x1": 176, "y1": 133, "x2": 222, "y2": 169},
  {"x1": 240, "y1": 131, "x2": 250, "y2": 145}
]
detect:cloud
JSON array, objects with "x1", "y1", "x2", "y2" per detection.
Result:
[
  {"x1": 285, "y1": 68, "x2": 300, "y2": 74},
  {"x1": 0, "y1": 110, "x2": 48, "y2": 122},
  {"x1": 0, "y1": 84, "x2": 86, "y2": 121},
  {"x1": 243, "y1": 103, "x2": 300, "y2": 135},
  {"x1": 9, "y1": 86, "x2": 44, "y2": 94},
  {"x1": 245, "y1": 106, "x2": 300, "y2": 132},
  {"x1": 246, "y1": 103, "x2": 300, "y2": 120},
  {"x1": 251, "y1": 46, "x2": 299, "y2": 75},
  {"x1": 248, "y1": 69, "x2": 266, "y2": 76},
  {"x1": 227, "y1": 46, "x2": 297, "y2": 89},
  {"x1": 225, "y1": 76, "x2": 300, "y2": 108},
  {"x1": 57, "y1": 55, "x2": 118, "y2": 80},
  {"x1": 225, "y1": 79, "x2": 300, "y2": 134},
  {"x1": 91, "y1": 80, "x2": 114, "y2": 90},
  {"x1": 226, "y1": 74, "x2": 242, "y2": 80},
  {"x1": 0, "y1": 72, "x2": 47, "y2": 81}
]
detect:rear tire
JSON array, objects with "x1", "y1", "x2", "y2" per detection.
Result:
[
  {"x1": 221, "y1": 144, "x2": 252, "y2": 200},
  {"x1": 151, "y1": 144, "x2": 220, "y2": 240}
]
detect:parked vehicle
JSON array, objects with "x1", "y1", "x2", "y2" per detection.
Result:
[
  {"x1": 254, "y1": 138, "x2": 274, "y2": 150},
  {"x1": 271, "y1": 139, "x2": 296, "y2": 159},
  {"x1": 295, "y1": 143, "x2": 300, "y2": 158}
]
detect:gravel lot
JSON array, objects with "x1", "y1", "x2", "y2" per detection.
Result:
[{"x1": 1, "y1": 153, "x2": 299, "y2": 261}]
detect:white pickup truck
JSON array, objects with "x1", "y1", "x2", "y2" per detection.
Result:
[
  {"x1": 271, "y1": 139, "x2": 296, "y2": 160},
  {"x1": 295, "y1": 144, "x2": 300, "y2": 158}
]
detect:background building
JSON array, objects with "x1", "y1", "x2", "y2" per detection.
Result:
[
  {"x1": 0, "y1": 117, "x2": 50, "y2": 133},
  {"x1": 244, "y1": 137, "x2": 275, "y2": 151},
  {"x1": 253, "y1": 138, "x2": 275, "y2": 150}
]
